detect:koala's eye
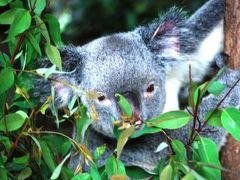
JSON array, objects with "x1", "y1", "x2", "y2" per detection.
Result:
[
  {"x1": 97, "y1": 95, "x2": 106, "y2": 101},
  {"x1": 146, "y1": 84, "x2": 155, "y2": 93}
]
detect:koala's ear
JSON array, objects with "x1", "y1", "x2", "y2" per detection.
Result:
[{"x1": 136, "y1": 7, "x2": 186, "y2": 58}]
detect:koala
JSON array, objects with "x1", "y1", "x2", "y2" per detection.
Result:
[{"x1": 32, "y1": 0, "x2": 240, "y2": 171}]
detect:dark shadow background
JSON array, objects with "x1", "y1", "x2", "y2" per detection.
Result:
[{"x1": 51, "y1": 0, "x2": 207, "y2": 45}]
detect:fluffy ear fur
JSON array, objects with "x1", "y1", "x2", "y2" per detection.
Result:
[{"x1": 137, "y1": 7, "x2": 186, "y2": 62}]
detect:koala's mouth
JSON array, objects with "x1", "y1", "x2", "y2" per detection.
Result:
[{"x1": 134, "y1": 119, "x2": 143, "y2": 129}]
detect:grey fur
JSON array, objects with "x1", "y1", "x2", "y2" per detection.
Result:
[{"x1": 32, "y1": 0, "x2": 240, "y2": 172}]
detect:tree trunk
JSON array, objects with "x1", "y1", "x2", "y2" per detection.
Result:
[
  {"x1": 221, "y1": 0, "x2": 240, "y2": 179},
  {"x1": 224, "y1": 0, "x2": 240, "y2": 69}
]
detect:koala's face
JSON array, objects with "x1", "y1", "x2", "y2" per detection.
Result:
[{"x1": 77, "y1": 32, "x2": 166, "y2": 137}]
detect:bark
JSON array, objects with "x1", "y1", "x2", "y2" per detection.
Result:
[
  {"x1": 221, "y1": 0, "x2": 240, "y2": 179},
  {"x1": 224, "y1": 0, "x2": 240, "y2": 69}
]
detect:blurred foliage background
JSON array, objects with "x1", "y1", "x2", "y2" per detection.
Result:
[{"x1": 49, "y1": 0, "x2": 207, "y2": 45}]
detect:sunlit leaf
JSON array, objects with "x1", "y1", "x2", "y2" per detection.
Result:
[
  {"x1": 0, "y1": 111, "x2": 27, "y2": 132},
  {"x1": 115, "y1": 93, "x2": 132, "y2": 117},
  {"x1": 93, "y1": 145, "x2": 106, "y2": 161},
  {"x1": 207, "y1": 81, "x2": 226, "y2": 96},
  {"x1": 5, "y1": 9, "x2": 31, "y2": 41},
  {"x1": 71, "y1": 173, "x2": 91, "y2": 180},
  {"x1": 117, "y1": 125, "x2": 135, "y2": 159},
  {"x1": 90, "y1": 163, "x2": 101, "y2": 180},
  {"x1": 50, "y1": 153, "x2": 71, "y2": 180},
  {"x1": 131, "y1": 125, "x2": 162, "y2": 139},
  {"x1": 155, "y1": 142, "x2": 168, "y2": 153},
  {"x1": 192, "y1": 137, "x2": 221, "y2": 179},
  {"x1": 30, "y1": 0, "x2": 46, "y2": 15},
  {"x1": 147, "y1": 111, "x2": 191, "y2": 129},
  {"x1": 105, "y1": 156, "x2": 126, "y2": 177},
  {"x1": 160, "y1": 164, "x2": 172, "y2": 180},
  {"x1": 205, "y1": 109, "x2": 222, "y2": 127},
  {"x1": 45, "y1": 43, "x2": 62, "y2": 70},
  {"x1": 221, "y1": 107, "x2": 240, "y2": 141},
  {"x1": 172, "y1": 140, "x2": 187, "y2": 163}
]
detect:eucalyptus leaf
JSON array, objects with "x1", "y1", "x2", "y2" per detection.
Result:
[
  {"x1": 30, "y1": 0, "x2": 46, "y2": 15},
  {"x1": 71, "y1": 173, "x2": 91, "y2": 180},
  {"x1": 0, "y1": 9, "x2": 17, "y2": 24},
  {"x1": 0, "y1": 111, "x2": 27, "y2": 132},
  {"x1": 50, "y1": 153, "x2": 71, "y2": 180},
  {"x1": 205, "y1": 109, "x2": 222, "y2": 127},
  {"x1": 0, "y1": 0, "x2": 12, "y2": 6},
  {"x1": 147, "y1": 111, "x2": 191, "y2": 129},
  {"x1": 115, "y1": 93, "x2": 132, "y2": 117},
  {"x1": 45, "y1": 14, "x2": 63, "y2": 46},
  {"x1": 6, "y1": 9, "x2": 31, "y2": 41},
  {"x1": 159, "y1": 164, "x2": 172, "y2": 180},
  {"x1": 45, "y1": 44, "x2": 62, "y2": 70},
  {"x1": 207, "y1": 81, "x2": 225, "y2": 96},
  {"x1": 117, "y1": 126, "x2": 135, "y2": 159},
  {"x1": 0, "y1": 67, "x2": 14, "y2": 94},
  {"x1": 221, "y1": 107, "x2": 240, "y2": 141},
  {"x1": 131, "y1": 125, "x2": 162, "y2": 139}
]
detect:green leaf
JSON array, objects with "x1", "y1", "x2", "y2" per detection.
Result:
[
  {"x1": 0, "y1": 9, "x2": 17, "y2": 24},
  {"x1": 90, "y1": 163, "x2": 101, "y2": 180},
  {"x1": 105, "y1": 156, "x2": 126, "y2": 177},
  {"x1": 131, "y1": 125, "x2": 162, "y2": 138},
  {"x1": 193, "y1": 82, "x2": 208, "y2": 106},
  {"x1": 50, "y1": 153, "x2": 71, "y2": 180},
  {"x1": 6, "y1": 9, "x2": 31, "y2": 41},
  {"x1": 117, "y1": 125, "x2": 135, "y2": 159},
  {"x1": 71, "y1": 173, "x2": 91, "y2": 180},
  {"x1": 39, "y1": 140, "x2": 56, "y2": 171},
  {"x1": 31, "y1": 0, "x2": 46, "y2": 15},
  {"x1": 205, "y1": 109, "x2": 222, "y2": 127},
  {"x1": 93, "y1": 145, "x2": 106, "y2": 161},
  {"x1": 115, "y1": 93, "x2": 132, "y2": 117},
  {"x1": 159, "y1": 164, "x2": 172, "y2": 180},
  {"x1": 126, "y1": 166, "x2": 152, "y2": 179},
  {"x1": 0, "y1": 168, "x2": 8, "y2": 180},
  {"x1": 172, "y1": 140, "x2": 187, "y2": 163},
  {"x1": 45, "y1": 14, "x2": 63, "y2": 46},
  {"x1": 17, "y1": 167, "x2": 32, "y2": 180},
  {"x1": 13, "y1": 154, "x2": 29, "y2": 164},
  {"x1": 207, "y1": 81, "x2": 226, "y2": 96},
  {"x1": 182, "y1": 172, "x2": 197, "y2": 180},
  {"x1": 0, "y1": 67, "x2": 14, "y2": 94},
  {"x1": 0, "y1": 136, "x2": 11, "y2": 151},
  {"x1": 192, "y1": 137, "x2": 221, "y2": 179},
  {"x1": 0, "y1": 0, "x2": 12, "y2": 6},
  {"x1": 0, "y1": 111, "x2": 27, "y2": 132},
  {"x1": 34, "y1": 16, "x2": 50, "y2": 43},
  {"x1": 45, "y1": 43, "x2": 62, "y2": 70},
  {"x1": 26, "y1": 32, "x2": 41, "y2": 55},
  {"x1": 181, "y1": 164, "x2": 206, "y2": 180},
  {"x1": 0, "y1": 93, "x2": 6, "y2": 118},
  {"x1": 221, "y1": 107, "x2": 240, "y2": 141},
  {"x1": 75, "y1": 105, "x2": 92, "y2": 142},
  {"x1": 147, "y1": 111, "x2": 191, "y2": 129}
]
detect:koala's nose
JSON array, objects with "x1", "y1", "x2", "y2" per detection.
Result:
[{"x1": 117, "y1": 91, "x2": 142, "y2": 120}]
